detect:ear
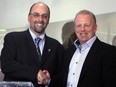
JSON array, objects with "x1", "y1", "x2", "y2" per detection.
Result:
[
  {"x1": 28, "y1": 15, "x2": 30, "y2": 22},
  {"x1": 94, "y1": 24, "x2": 97, "y2": 32}
]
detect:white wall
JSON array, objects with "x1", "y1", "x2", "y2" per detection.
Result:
[
  {"x1": 50, "y1": 0, "x2": 116, "y2": 22},
  {"x1": 0, "y1": 0, "x2": 116, "y2": 28}
]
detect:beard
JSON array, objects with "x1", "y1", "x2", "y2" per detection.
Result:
[{"x1": 34, "y1": 21, "x2": 46, "y2": 34}]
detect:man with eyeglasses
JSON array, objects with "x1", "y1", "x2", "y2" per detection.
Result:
[{"x1": 1, "y1": 2, "x2": 64, "y2": 87}]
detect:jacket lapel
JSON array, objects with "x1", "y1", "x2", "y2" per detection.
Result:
[
  {"x1": 24, "y1": 30, "x2": 41, "y2": 66},
  {"x1": 40, "y1": 35, "x2": 53, "y2": 66},
  {"x1": 79, "y1": 38, "x2": 101, "y2": 81}
]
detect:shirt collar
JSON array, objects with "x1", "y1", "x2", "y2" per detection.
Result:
[
  {"x1": 74, "y1": 36, "x2": 97, "y2": 51},
  {"x1": 29, "y1": 28, "x2": 45, "y2": 41}
]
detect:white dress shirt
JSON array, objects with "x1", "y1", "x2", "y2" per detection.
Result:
[
  {"x1": 29, "y1": 29, "x2": 45, "y2": 55},
  {"x1": 67, "y1": 36, "x2": 96, "y2": 87}
]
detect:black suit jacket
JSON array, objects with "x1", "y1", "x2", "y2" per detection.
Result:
[
  {"x1": 60, "y1": 38, "x2": 116, "y2": 87},
  {"x1": 1, "y1": 29, "x2": 64, "y2": 87}
]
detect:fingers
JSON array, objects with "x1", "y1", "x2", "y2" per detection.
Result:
[
  {"x1": 37, "y1": 70, "x2": 46, "y2": 84},
  {"x1": 43, "y1": 70, "x2": 50, "y2": 79},
  {"x1": 37, "y1": 69, "x2": 50, "y2": 85}
]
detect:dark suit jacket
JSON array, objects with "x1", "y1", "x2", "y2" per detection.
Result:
[
  {"x1": 1, "y1": 29, "x2": 64, "y2": 87},
  {"x1": 59, "y1": 38, "x2": 116, "y2": 87}
]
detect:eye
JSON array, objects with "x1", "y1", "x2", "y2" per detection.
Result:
[
  {"x1": 30, "y1": 12, "x2": 40, "y2": 18},
  {"x1": 42, "y1": 14, "x2": 48, "y2": 19},
  {"x1": 76, "y1": 24, "x2": 81, "y2": 28},
  {"x1": 85, "y1": 24, "x2": 90, "y2": 27},
  {"x1": 34, "y1": 13, "x2": 40, "y2": 17},
  {"x1": 30, "y1": 13, "x2": 48, "y2": 19}
]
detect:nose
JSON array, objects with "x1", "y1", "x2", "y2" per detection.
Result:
[
  {"x1": 39, "y1": 15, "x2": 44, "y2": 21},
  {"x1": 36, "y1": 15, "x2": 43, "y2": 22},
  {"x1": 81, "y1": 25, "x2": 86, "y2": 31}
]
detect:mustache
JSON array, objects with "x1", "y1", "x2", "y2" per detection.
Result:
[
  {"x1": 34, "y1": 21, "x2": 44, "y2": 25},
  {"x1": 80, "y1": 32, "x2": 87, "y2": 35}
]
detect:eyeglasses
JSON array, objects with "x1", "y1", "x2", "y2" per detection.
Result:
[{"x1": 30, "y1": 12, "x2": 49, "y2": 19}]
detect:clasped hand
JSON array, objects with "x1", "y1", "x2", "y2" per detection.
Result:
[{"x1": 37, "y1": 69, "x2": 50, "y2": 85}]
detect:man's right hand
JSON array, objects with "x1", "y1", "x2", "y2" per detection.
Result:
[{"x1": 37, "y1": 69, "x2": 51, "y2": 85}]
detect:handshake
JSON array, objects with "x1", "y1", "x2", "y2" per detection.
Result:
[{"x1": 37, "y1": 69, "x2": 51, "y2": 85}]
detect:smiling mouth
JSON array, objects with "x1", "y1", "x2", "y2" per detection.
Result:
[
  {"x1": 37, "y1": 23, "x2": 42, "y2": 26},
  {"x1": 80, "y1": 32, "x2": 87, "y2": 35},
  {"x1": 35, "y1": 23, "x2": 43, "y2": 27}
]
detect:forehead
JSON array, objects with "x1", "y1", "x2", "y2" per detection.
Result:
[
  {"x1": 75, "y1": 14, "x2": 94, "y2": 23},
  {"x1": 31, "y1": 3, "x2": 49, "y2": 14}
]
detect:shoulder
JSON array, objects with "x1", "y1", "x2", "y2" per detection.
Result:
[
  {"x1": 4, "y1": 30, "x2": 28, "y2": 40},
  {"x1": 45, "y1": 35, "x2": 62, "y2": 45},
  {"x1": 99, "y1": 41, "x2": 116, "y2": 54},
  {"x1": 3, "y1": 30, "x2": 29, "y2": 45},
  {"x1": 45, "y1": 35, "x2": 65, "y2": 49},
  {"x1": 93, "y1": 38, "x2": 116, "y2": 50},
  {"x1": 101, "y1": 41, "x2": 116, "y2": 49}
]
